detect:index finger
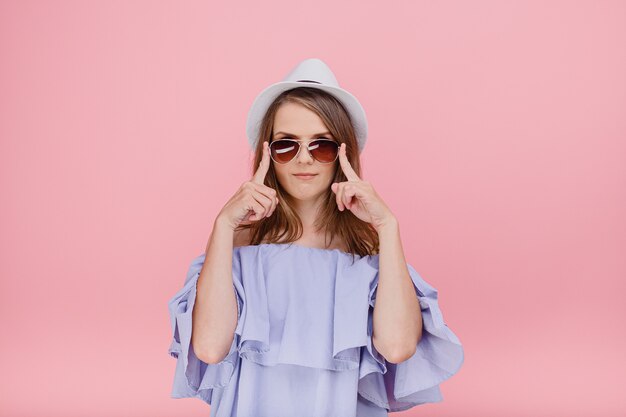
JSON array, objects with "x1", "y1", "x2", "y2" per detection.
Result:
[
  {"x1": 338, "y1": 143, "x2": 361, "y2": 181},
  {"x1": 252, "y1": 140, "x2": 271, "y2": 184}
]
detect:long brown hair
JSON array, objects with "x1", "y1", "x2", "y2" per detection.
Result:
[{"x1": 236, "y1": 86, "x2": 379, "y2": 260}]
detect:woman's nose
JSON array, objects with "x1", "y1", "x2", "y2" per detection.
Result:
[{"x1": 296, "y1": 143, "x2": 314, "y2": 163}]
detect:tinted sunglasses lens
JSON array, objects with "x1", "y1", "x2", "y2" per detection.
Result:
[
  {"x1": 270, "y1": 139, "x2": 339, "y2": 164},
  {"x1": 310, "y1": 140, "x2": 339, "y2": 163},
  {"x1": 270, "y1": 140, "x2": 299, "y2": 163}
]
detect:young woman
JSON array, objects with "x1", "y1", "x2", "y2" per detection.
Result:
[{"x1": 167, "y1": 58, "x2": 464, "y2": 417}]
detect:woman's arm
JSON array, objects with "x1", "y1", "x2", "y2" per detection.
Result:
[
  {"x1": 191, "y1": 216, "x2": 240, "y2": 364},
  {"x1": 372, "y1": 217, "x2": 423, "y2": 364}
]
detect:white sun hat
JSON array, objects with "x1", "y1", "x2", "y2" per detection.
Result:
[{"x1": 245, "y1": 58, "x2": 368, "y2": 154}]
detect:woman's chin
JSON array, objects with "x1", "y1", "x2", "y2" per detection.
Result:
[{"x1": 287, "y1": 188, "x2": 324, "y2": 201}]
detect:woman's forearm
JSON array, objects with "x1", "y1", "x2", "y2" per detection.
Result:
[
  {"x1": 372, "y1": 218, "x2": 423, "y2": 363},
  {"x1": 191, "y1": 216, "x2": 239, "y2": 364}
]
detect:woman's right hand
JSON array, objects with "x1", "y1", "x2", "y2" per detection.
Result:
[{"x1": 217, "y1": 141, "x2": 279, "y2": 230}]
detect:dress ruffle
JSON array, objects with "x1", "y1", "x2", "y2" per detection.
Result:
[
  {"x1": 167, "y1": 243, "x2": 464, "y2": 413},
  {"x1": 231, "y1": 244, "x2": 380, "y2": 372},
  {"x1": 356, "y1": 256, "x2": 465, "y2": 412}
]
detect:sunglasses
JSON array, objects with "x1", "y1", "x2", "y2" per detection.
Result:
[{"x1": 269, "y1": 138, "x2": 340, "y2": 164}]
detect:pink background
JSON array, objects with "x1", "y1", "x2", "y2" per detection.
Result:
[{"x1": 1, "y1": 1, "x2": 624, "y2": 416}]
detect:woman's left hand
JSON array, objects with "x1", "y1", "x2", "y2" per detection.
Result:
[{"x1": 330, "y1": 143, "x2": 396, "y2": 232}]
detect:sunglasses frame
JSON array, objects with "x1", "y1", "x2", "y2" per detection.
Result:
[{"x1": 268, "y1": 138, "x2": 340, "y2": 164}]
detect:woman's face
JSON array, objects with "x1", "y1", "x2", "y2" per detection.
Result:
[{"x1": 271, "y1": 102, "x2": 338, "y2": 203}]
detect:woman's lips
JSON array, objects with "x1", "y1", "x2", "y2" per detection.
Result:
[{"x1": 293, "y1": 174, "x2": 317, "y2": 180}]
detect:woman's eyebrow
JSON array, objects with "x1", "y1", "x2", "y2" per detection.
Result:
[{"x1": 274, "y1": 131, "x2": 333, "y2": 137}]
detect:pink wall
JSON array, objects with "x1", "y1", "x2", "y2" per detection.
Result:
[{"x1": 1, "y1": 1, "x2": 624, "y2": 416}]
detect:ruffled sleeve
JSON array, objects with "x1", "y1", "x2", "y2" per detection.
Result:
[
  {"x1": 358, "y1": 259, "x2": 464, "y2": 412},
  {"x1": 167, "y1": 253, "x2": 243, "y2": 405}
]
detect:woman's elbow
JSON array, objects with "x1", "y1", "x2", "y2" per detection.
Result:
[
  {"x1": 385, "y1": 344, "x2": 417, "y2": 364},
  {"x1": 192, "y1": 335, "x2": 233, "y2": 365},
  {"x1": 201, "y1": 350, "x2": 229, "y2": 365}
]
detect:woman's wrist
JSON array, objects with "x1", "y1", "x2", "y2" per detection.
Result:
[{"x1": 375, "y1": 215, "x2": 398, "y2": 235}]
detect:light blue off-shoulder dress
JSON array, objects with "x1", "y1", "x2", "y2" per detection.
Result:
[{"x1": 167, "y1": 243, "x2": 464, "y2": 417}]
